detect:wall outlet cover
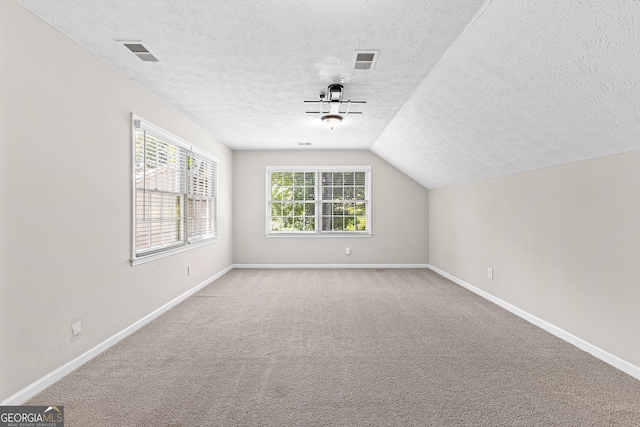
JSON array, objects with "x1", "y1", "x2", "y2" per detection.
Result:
[{"x1": 71, "y1": 321, "x2": 82, "y2": 337}]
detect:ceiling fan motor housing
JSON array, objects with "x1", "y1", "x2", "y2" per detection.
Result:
[{"x1": 327, "y1": 84, "x2": 343, "y2": 102}]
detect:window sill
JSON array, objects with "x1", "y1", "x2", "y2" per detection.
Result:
[
  {"x1": 265, "y1": 232, "x2": 372, "y2": 238},
  {"x1": 131, "y1": 238, "x2": 218, "y2": 266}
]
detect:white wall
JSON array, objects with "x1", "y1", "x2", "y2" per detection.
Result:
[
  {"x1": 234, "y1": 150, "x2": 429, "y2": 266},
  {"x1": 0, "y1": 1, "x2": 233, "y2": 401},
  {"x1": 429, "y1": 150, "x2": 640, "y2": 368}
]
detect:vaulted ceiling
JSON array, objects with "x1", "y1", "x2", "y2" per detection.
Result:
[{"x1": 16, "y1": 0, "x2": 640, "y2": 188}]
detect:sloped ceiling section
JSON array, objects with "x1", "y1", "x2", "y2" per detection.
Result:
[{"x1": 372, "y1": 0, "x2": 640, "y2": 188}]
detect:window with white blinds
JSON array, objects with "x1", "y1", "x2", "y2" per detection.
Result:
[
  {"x1": 132, "y1": 115, "x2": 218, "y2": 263},
  {"x1": 266, "y1": 166, "x2": 371, "y2": 236}
]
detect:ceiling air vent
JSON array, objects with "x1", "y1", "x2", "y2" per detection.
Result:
[
  {"x1": 118, "y1": 40, "x2": 159, "y2": 62},
  {"x1": 353, "y1": 50, "x2": 379, "y2": 70}
]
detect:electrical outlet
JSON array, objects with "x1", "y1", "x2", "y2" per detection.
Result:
[
  {"x1": 188, "y1": 265, "x2": 191, "y2": 276},
  {"x1": 346, "y1": 247, "x2": 351, "y2": 255},
  {"x1": 71, "y1": 320, "x2": 82, "y2": 337},
  {"x1": 488, "y1": 268, "x2": 493, "y2": 279}
]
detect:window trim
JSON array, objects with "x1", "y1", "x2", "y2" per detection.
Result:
[
  {"x1": 131, "y1": 114, "x2": 219, "y2": 265},
  {"x1": 265, "y1": 166, "x2": 372, "y2": 237}
]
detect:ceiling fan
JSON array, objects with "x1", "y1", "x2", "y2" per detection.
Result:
[{"x1": 304, "y1": 84, "x2": 366, "y2": 130}]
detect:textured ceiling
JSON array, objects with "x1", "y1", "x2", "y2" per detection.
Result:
[
  {"x1": 371, "y1": 0, "x2": 640, "y2": 188},
  {"x1": 15, "y1": 0, "x2": 640, "y2": 188}
]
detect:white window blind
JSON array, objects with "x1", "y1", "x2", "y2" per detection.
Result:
[
  {"x1": 266, "y1": 166, "x2": 371, "y2": 236},
  {"x1": 134, "y1": 129, "x2": 186, "y2": 254},
  {"x1": 132, "y1": 115, "x2": 218, "y2": 262},
  {"x1": 187, "y1": 154, "x2": 217, "y2": 242}
]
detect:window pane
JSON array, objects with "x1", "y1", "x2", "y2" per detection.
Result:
[
  {"x1": 305, "y1": 187, "x2": 315, "y2": 200},
  {"x1": 269, "y1": 171, "x2": 316, "y2": 232},
  {"x1": 345, "y1": 217, "x2": 355, "y2": 231},
  {"x1": 305, "y1": 203, "x2": 315, "y2": 216},
  {"x1": 344, "y1": 203, "x2": 354, "y2": 215},
  {"x1": 322, "y1": 172, "x2": 331, "y2": 186},
  {"x1": 323, "y1": 186, "x2": 332, "y2": 199},
  {"x1": 305, "y1": 172, "x2": 315, "y2": 186},
  {"x1": 333, "y1": 187, "x2": 343, "y2": 200},
  {"x1": 135, "y1": 190, "x2": 183, "y2": 253},
  {"x1": 294, "y1": 187, "x2": 305, "y2": 200},
  {"x1": 344, "y1": 187, "x2": 355, "y2": 200},
  {"x1": 272, "y1": 202, "x2": 282, "y2": 217},
  {"x1": 283, "y1": 217, "x2": 293, "y2": 230},
  {"x1": 294, "y1": 172, "x2": 305, "y2": 186},
  {"x1": 344, "y1": 172, "x2": 355, "y2": 186},
  {"x1": 320, "y1": 171, "x2": 368, "y2": 232},
  {"x1": 305, "y1": 218, "x2": 315, "y2": 231},
  {"x1": 284, "y1": 202, "x2": 294, "y2": 216},
  {"x1": 271, "y1": 172, "x2": 282, "y2": 185},
  {"x1": 139, "y1": 134, "x2": 184, "y2": 194},
  {"x1": 321, "y1": 216, "x2": 331, "y2": 231},
  {"x1": 282, "y1": 187, "x2": 293, "y2": 201},
  {"x1": 187, "y1": 153, "x2": 217, "y2": 240}
]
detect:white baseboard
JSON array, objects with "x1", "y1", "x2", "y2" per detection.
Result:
[
  {"x1": 427, "y1": 264, "x2": 640, "y2": 382},
  {"x1": 1, "y1": 265, "x2": 234, "y2": 406},
  {"x1": 233, "y1": 264, "x2": 431, "y2": 269}
]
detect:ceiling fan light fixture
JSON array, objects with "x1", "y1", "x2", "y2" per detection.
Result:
[{"x1": 321, "y1": 115, "x2": 342, "y2": 130}]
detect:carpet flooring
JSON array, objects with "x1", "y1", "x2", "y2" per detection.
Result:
[{"x1": 27, "y1": 268, "x2": 640, "y2": 426}]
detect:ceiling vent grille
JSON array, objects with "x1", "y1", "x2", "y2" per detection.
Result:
[
  {"x1": 118, "y1": 41, "x2": 159, "y2": 62},
  {"x1": 353, "y1": 50, "x2": 379, "y2": 70}
]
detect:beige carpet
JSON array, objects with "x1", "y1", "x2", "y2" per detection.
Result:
[{"x1": 27, "y1": 268, "x2": 640, "y2": 426}]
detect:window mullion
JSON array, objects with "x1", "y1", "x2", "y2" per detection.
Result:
[
  {"x1": 267, "y1": 171, "x2": 273, "y2": 233},
  {"x1": 142, "y1": 130, "x2": 147, "y2": 222},
  {"x1": 183, "y1": 151, "x2": 188, "y2": 243},
  {"x1": 315, "y1": 170, "x2": 320, "y2": 233}
]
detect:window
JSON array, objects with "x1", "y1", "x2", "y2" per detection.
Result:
[
  {"x1": 132, "y1": 115, "x2": 218, "y2": 263},
  {"x1": 266, "y1": 166, "x2": 371, "y2": 236}
]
